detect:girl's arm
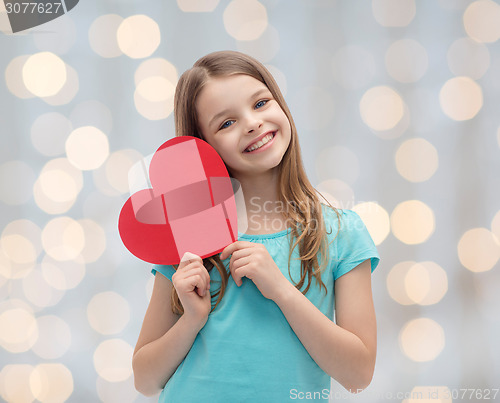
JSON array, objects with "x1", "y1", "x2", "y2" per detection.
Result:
[
  {"x1": 132, "y1": 269, "x2": 209, "y2": 396},
  {"x1": 273, "y1": 259, "x2": 376, "y2": 392}
]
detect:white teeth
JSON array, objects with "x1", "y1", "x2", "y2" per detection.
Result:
[{"x1": 246, "y1": 133, "x2": 274, "y2": 152}]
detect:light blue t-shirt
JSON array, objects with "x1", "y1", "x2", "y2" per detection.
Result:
[{"x1": 152, "y1": 206, "x2": 380, "y2": 402}]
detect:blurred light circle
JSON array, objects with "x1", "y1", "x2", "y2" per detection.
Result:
[
  {"x1": 395, "y1": 138, "x2": 438, "y2": 182},
  {"x1": 22, "y1": 266, "x2": 65, "y2": 308},
  {"x1": 385, "y1": 39, "x2": 428, "y2": 83},
  {"x1": 463, "y1": 0, "x2": 500, "y2": 43},
  {"x1": 94, "y1": 339, "x2": 134, "y2": 382},
  {"x1": 372, "y1": 102, "x2": 410, "y2": 140},
  {"x1": 332, "y1": 45, "x2": 376, "y2": 90},
  {"x1": 66, "y1": 126, "x2": 110, "y2": 170},
  {"x1": 87, "y1": 292, "x2": 130, "y2": 335},
  {"x1": 265, "y1": 65, "x2": 287, "y2": 95},
  {"x1": 0, "y1": 249, "x2": 33, "y2": 280},
  {"x1": 387, "y1": 261, "x2": 416, "y2": 305},
  {"x1": 391, "y1": 200, "x2": 435, "y2": 245},
  {"x1": 32, "y1": 315, "x2": 71, "y2": 359},
  {"x1": 223, "y1": 0, "x2": 268, "y2": 41},
  {"x1": 33, "y1": 180, "x2": 76, "y2": 215},
  {"x1": 404, "y1": 263, "x2": 430, "y2": 304},
  {"x1": 177, "y1": 0, "x2": 219, "y2": 12},
  {"x1": 0, "y1": 364, "x2": 35, "y2": 403},
  {"x1": 31, "y1": 113, "x2": 72, "y2": 157},
  {"x1": 447, "y1": 37, "x2": 490, "y2": 79},
  {"x1": 0, "y1": 254, "x2": 9, "y2": 286},
  {"x1": 33, "y1": 15, "x2": 76, "y2": 55},
  {"x1": 30, "y1": 363, "x2": 73, "y2": 403},
  {"x1": 41, "y1": 255, "x2": 85, "y2": 291},
  {"x1": 96, "y1": 376, "x2": 139, "y2": 403},
  {"x1": 315, "y1": 146, "x2": 359, "y2": 185},
  {"x1": 70, "y1": 100, "x2": 113, "y2": 134},
  {"x1": 89, "y1": 14, "x2": 124, "y2": 58},
  {"x1": 135, "y1": 58, "x2": 178, "y2": 86},
  {"x1": 458, "y1": 228, "x2": 500, "y2": 272},
  {"x1": 0, "y1": 308, "x2": 38, "y2": 353},
  {"x1": 41, "y1": 217, "x2": 85, "y2": 261},
  {"x1": 136, "y1": 76, "x2": 175, "y2": 102},
  {"x1": 353, "y1": 202, "x2": 390, "y2": 246},
  {"x1": 41, "y1": 63, "x2": 79, "y2": 106},
  {"x1": 492, "y1": 209, "x2": 500, "y2": 242},
  {"x1": 291, "y1": 86, "x2": 334, "y2": 131},
  {"x1": 22, "y1": 52, "x2": 67, "y2": 97},
  {"x1": 134, "y1": 89, "x2": 174, "y2": 120},
  {"x1": 236, "y1": 24, "x2": 280, "y2": 63},
  {"x1": 34, "y1": 158, "x2": 83, "y2": 210},
  {"x1": 104, "y1": 149, "x2": 144, "y2": 194},
  {"x1": 1, "y1": 235, "x2": 37, "y2": 265},
  {"x1": 360, "y1": 86, "x2": 404, "y2": 131},
  {"x1": 78, "y1": 219, "x2": 106, "y2": 263},
  {"x1": 1, "y1": 220, "x2": 42, "y2": 265},
  {"x1": 5, "y1": 55, "x2": 35, "y2": 99},
  {"x1": 400, "y1": 318, "x2": 445, "y2": 362},
  {"x1": 439, "y1": 77, "x2": 483, "y2": 121},
  {"x1": 0, "y1": 160, "x2": 35, "y2": 204},
  {"x1": 372, "y1": 0, "x2": 416, "y2": 27},
  {"x1": 317, "y1": 179, "x2": 354, "y2": 210},
  {"x1": 408, "y1": 261, "x2": 448, "y2": 305},
  {"x1": 39, "y1": 170, "x2": 78, "y2": 203},
  {"x1": 117, "y1": 15, "x2": 161, "y2": 59}
]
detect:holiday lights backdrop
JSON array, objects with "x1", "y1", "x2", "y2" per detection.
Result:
[{"x1": 1, "y1": 0, "x2": 500, "y2": 402}]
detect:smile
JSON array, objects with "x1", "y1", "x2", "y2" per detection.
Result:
[{"x1": 244, "y1": 132, "x2": 276, "y2": 153}]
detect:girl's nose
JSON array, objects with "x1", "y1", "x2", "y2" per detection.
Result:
[{"x1": 246, "y1": 113, "x2": 263, "y2": 133}]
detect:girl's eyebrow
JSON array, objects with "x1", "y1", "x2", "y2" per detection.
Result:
[{"x1": 208, "y1": 87, "x2": 270, "y2": 130}]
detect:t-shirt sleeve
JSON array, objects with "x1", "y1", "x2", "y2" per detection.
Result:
[
  {"x1": 333, "y1": 209, "x2": 380, "y2": 280},
  {"x1": 151, "y1": 264, "x2": 176, "y2": 281}
]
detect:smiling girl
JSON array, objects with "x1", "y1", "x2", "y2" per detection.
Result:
[{"x1": 132, "y1": 51, "x2": 380, "y2": 402}]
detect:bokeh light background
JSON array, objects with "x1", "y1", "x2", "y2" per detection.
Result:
[{"x1": 1, "y1": 0, "x2": 500, "y2": 402}]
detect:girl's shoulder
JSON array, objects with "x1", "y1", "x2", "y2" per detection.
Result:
[{"x1": 320, "y1": 204, "x2": 366, "y2": 235}]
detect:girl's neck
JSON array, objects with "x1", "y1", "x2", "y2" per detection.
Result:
[{"x1": 233, "y1": 168, "x2": 288, "y2": 234}]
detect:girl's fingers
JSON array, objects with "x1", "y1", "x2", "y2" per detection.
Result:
[
  {"x1": 174, "y1": 262, "x2": 210, "y2": 296},
  {"x1": 178, "y1": 252, "x2": 203, "y2": 270},
  {"x1": 230, "y1": 256, "x2": 251, "y2": 287}
]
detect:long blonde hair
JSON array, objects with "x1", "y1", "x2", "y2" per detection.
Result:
[{"x1": 171, "y1": 50, "x2": 340, "y2": 314}]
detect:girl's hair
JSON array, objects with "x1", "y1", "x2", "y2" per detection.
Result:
[{"x1": 171, "y1": 50, "x2": 340, "y2": 315}]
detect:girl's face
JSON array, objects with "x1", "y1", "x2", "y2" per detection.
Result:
[{"x1": 195, "y1": 74, "x2": 291, "y2": 179}]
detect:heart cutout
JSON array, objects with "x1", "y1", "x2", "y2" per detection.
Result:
[{"x1": 118, "y1": 136, "x2": 238, "y2": 265}]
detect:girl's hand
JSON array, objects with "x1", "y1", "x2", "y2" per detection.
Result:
[
  {"x1": 171, "y1": 252, "x2": 211, "y2": 326},
  {"x1": 220, "y1": 241, "x2": 291, "y2": 301}
]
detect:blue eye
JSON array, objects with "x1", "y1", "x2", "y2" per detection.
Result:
[
  {"x1": 255, "y1": 100, "x2": 268, "y2": 109},
  {"x1": 220, "y1": 120, "x2": 234, "y2": 130}
]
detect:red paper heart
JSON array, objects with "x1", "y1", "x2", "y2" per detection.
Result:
[{"x1": 118, "y1": 136, "x2": 237, "y2": 265}]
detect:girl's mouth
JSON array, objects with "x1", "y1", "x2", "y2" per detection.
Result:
[{"x1": 244, "y1": 132, "x2": 276, "y2": 153}]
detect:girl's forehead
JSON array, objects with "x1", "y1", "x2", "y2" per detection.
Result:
[{"x1": 202, "y1": 74, "x2": 268, "y2": 96}]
